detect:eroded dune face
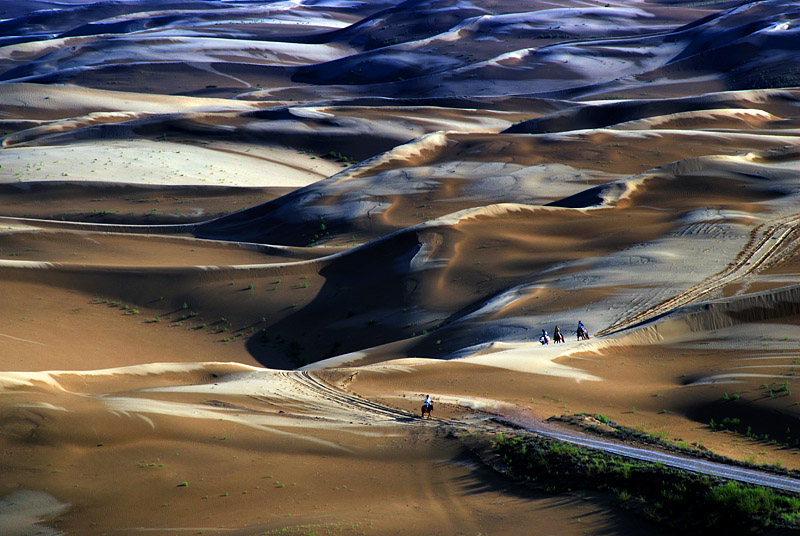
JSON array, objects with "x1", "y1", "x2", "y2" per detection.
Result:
[{"x1": 2, "y1": 1, "x2": 800, "y2": 534}]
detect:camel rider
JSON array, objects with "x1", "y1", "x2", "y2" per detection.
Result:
[{"x1": 423, "y1": 394, "x2": 432, "y2": 409}]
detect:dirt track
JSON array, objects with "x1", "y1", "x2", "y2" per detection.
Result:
[{"x1": 290, "y1": 370, "x2": 800, "y2": 493}]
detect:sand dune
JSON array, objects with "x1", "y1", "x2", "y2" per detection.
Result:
[{"x1": 2, "y1": 0, "x2": 800, "y2": 535}]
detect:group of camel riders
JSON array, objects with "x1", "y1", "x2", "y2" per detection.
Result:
[
  {"x1": 422, "y1": 322, "x2": 591, "y2": 417},
  {"x1": 540, "y1": 321, "x2": 589, "y2": 344}
]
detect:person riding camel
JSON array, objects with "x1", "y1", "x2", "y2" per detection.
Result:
[
  {"x1": 577, "y1": 321, "x2": 589, "y2": 340},
  {"x1": 540, "y1": 329, "x2": 549, "y2": 344},
  {"x1": 554, "y1": 325, "x2": 564, "y2": 343},
  {"x1": 421, "y1": 394, "x2": 434, "y2": 418}
]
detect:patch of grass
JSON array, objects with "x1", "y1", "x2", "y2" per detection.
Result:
[
  {"x1": 492, "y1": 434, "x2": 800, "y2": 532},
  {"x1": 650, "y1": 428, "x2": 668, "y2": 442}
]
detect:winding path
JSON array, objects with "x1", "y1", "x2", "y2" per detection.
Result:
[
  {"x1": 291, "y1": 371, "x2": 800, "y2": 493},
  {"x1": 528, "y1": 424, "x2": 800, "y2": 493}
]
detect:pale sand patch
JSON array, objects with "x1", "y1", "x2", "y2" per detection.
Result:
[
  {"x1": 614, "y1": 108, "x2": 783, "y2": 130},
  {"x1": 0, "y1": 491, "x2": 69, "y2": 536},
  {"x1": 23, "y1": 36, "x2": 357, "y2": 68},
  {"x1": 547, "y1": 127, "x2": 800, "y2": 147},
  {"x1": 0, "y1": 362, "x2": 255, "y2": 392},
  {"x1": 0, "y1": 222, "x2": 45, "y2": 232},
  {"x1": 455, "y1": 341, "x2": 601, "y2": 380},
  {"x1": 0, "y1": 83, "x2": 260, "y2": 117},
  {"x1": 308, "y1": 345, "x2": 597, "y2": 380},
  {"x1": 99, "y1": 396, "x2": 368, "y2": 449},
  {"x1": 0, "y1": 83, "x2": 262, "y2": 117},
  {"x1": 0, "y1": 140, "x2": 336, "y2": 187}
]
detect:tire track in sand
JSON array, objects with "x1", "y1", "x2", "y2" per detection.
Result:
[
  {"x1": 596, "y1": 214, "x2": 800, "y2": 337},
  {"x1": 285, "y1": 371, "x2": 800, "y2": 492}
]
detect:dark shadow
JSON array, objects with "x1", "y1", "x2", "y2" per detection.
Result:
[
  {"x1": 679, "y1": 399, "x2": 800, "y2": 450},
  {"x1": 444, "y1": 445, "x2": 674, "y2": 536},
  {"x1": 244, "y1": 230, "x2": 422, "y2": 369}
]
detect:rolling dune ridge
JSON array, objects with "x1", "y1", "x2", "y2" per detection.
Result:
[{"x1": 2, "y1": 0, "x2": 800, "y2": 534}]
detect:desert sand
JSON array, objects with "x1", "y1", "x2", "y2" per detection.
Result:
[{"x1": 1, "y1": 0, "x2": 800, "y2": 534}]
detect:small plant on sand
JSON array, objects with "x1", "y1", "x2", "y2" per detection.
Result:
[
  {"x1": 649, "y1": 428, "x2": 668, "y2": 441},
  {"x1": 246, "y1": 283, "x2": 253, "y2": 291}
]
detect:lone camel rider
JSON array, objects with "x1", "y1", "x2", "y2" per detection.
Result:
[{"x1": 422, "y1": 394, "x2": 434, "y2": 418}]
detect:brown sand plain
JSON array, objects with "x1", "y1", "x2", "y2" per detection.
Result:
[{"x1": 2, "y1": 0, "x2": 800, "y2": 535}]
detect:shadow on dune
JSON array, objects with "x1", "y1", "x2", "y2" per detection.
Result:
[
  {"x1": 245, "y1": 230, "x2": 423, "y2": 369},
  {"x1": 679, "y1": 399, "x2": 800, "y2": 451},
  {"x1": 450, "y1": 445, "x2": 673, "y2": 536}
]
